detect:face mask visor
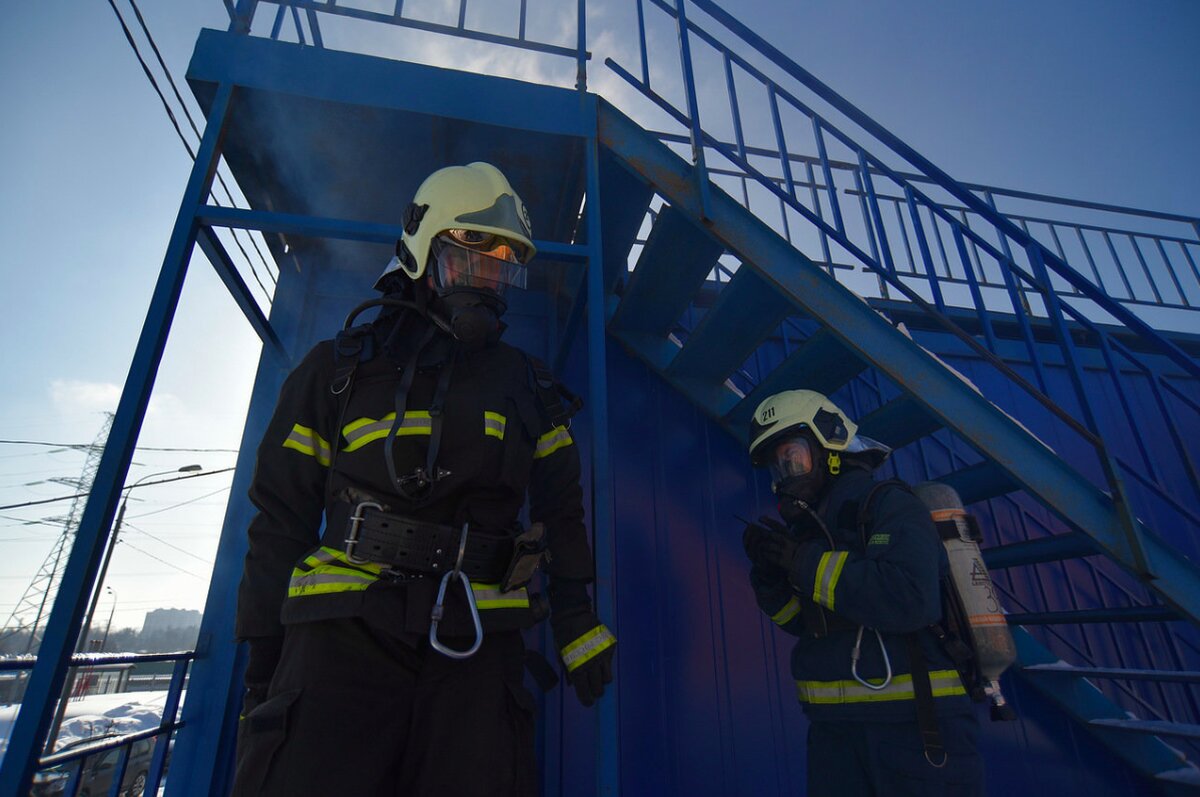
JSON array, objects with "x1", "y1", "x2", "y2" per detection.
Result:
[
  {"x1": 433, "y1": 232, "x2": 528, "y2": 297},
  {"x1": 767, "y1": 434, "x2": 816, "y2": 487}
]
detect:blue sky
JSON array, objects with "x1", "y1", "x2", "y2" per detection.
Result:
[{"x1": 0, "y1": 0, "x2": 1196, "y2": 633}]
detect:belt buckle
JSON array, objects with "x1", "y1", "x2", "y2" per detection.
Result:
[{"x1": 345, "y1": 501, "x2": 382, "y2": 564}]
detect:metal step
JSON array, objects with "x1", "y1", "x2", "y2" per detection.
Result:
[
  {"x1": 1008, "y1": 605, "x2": 1180, "y2": 626},
  {"x1": 937, "y1": 459, "x2": 1019, "y2": 505},
  {"x1": 665, "y1": 266, "x2": 794, "y2": 387},
  {"x1": 610, "y1": 205, "x2": 724, "y2": 337},
  {"x1": 1023, "y1": 664, "x2": 1200, "y2": 684},
  {"x1": 726, "y1": 327, "x2": 867, "y2": 429},
  {"x1": 597, "y1": 147, "x2": 655, "y2": 295},
  {"x1": 1089, "y1": 719, "x2": 1200, "y2": 741},
  {"x1": 857, "y1": 394, "x2": 942, "y2": 449},
  {"x1": 983, "y1": 532, "x2": 1098, "y2": 569}
]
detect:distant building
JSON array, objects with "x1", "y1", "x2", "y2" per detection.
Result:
[{"x1": 140, "y1": 608, "x2": 201, "y2": 635}]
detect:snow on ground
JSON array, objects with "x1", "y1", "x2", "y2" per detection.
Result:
[{"x1": 0, "y1": 690, "x2": 171, "y2": 762}]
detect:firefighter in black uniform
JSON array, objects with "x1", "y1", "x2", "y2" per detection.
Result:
[
  {"x1": 741, "y1": 390, "x2": 982, "y2": 797},
  {"x1": 233, "y1": 162, "x2": 615, "y2": 796}
]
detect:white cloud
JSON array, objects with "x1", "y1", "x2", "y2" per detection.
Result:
[{"x1": 50, "y1": 379, "x2": 122, "y2": 417}]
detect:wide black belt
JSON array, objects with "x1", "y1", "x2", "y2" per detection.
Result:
[{"x1": 344, "y1": 502, "x2": 512, "y2": 581}]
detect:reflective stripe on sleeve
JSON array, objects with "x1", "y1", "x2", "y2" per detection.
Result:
[
  {"x1": 342, "y1": 411, "x2": 431, "y2": 452},
  {"x1": 483, "y1": 412, "x2": 507, "y2": 441},
  {"x1": 534, "y1": 425, "x2": 573, "y2": 459},
  {"x1": 795, "y1": 670, "x2": 966, "y2": 705},
  {"x1": 471, "y1": 582, "x2": 529, "y2": 609},
  {"x1": 771, "y1": 596, "x2": 802, "y2": 626},
  {"x1": 560, "y1": 625, "x2": 616, "y2": 672},
  {"x1": 812, "y1": 551, "x2": 849, "y2": 611},
  {"x1": 283, "y1": 424, "x2": 332, "y2": 467}
]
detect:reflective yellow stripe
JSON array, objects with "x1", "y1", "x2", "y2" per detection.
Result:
[
  {"x1": 771, "y1": 596, "x2": 802, "y2": 626},
  {"x1": 560, "y1": 625, "x2": 616, "y2": 672},
  {"x1": 795, "y1": 670, "x2": 966, "y2": 704},
  {"x1": 813, "y1": 551, "x2": 849, "y2": 611},
  {"x1": 342, "y1": 411, "x2": 432, "y2": 452},
  {"x1": 283, "y1": 424, "x2": 331, "y2": 467},
  {"x1": 471, "y1": 582, "x2": 529, "y2": 609},
  {"x1": 287, "y1": 546, "x2": 383, "y2": 597},
  {"x1": 534, "y1": 425, "x2": 573, "y2": 459},
  {"x1": 483, "y1": 411, "x2": 507, "y2": 441}
]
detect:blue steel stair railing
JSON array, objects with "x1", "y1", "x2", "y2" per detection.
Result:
[
  {"x1": 606, "y1": 0, "x2": 1199, "y2": 587},
  {"x1": 224, "y1": 0, "x2": 591, "y2": 89}
]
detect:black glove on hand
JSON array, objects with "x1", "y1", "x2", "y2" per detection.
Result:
[
  {"x1": 742, "y1": 517, "x2": 803, "y2": 575},
  {"x1": 551, "y1": 607, "x2": 616, "y2": 707}
]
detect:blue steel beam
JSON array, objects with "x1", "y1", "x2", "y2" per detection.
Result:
[
  {"x1": 982, "y1": 532, "x2": 1099, "y2": 570},
  {"x1": 195, "y1": 226, "x2": 289, "y2": 364},
  {"x1": 937, "y1": 459, "x2": 1020, "y2": 505},
  {"x1": 198, "y1": 205, "x2": 590, "y2": 263},
  {"x1": 1089, "y1": 720, "x2": 1200, "y2": 741},
  {"x1": 584, "y1": 101, "x2": 620, "y2": 797},
  {"x1": 189, "y1": 29, "x2": 592, "y2": 138},
  {"x1": 857, "y1": 394, "x2": 942, "y2": 450},
  {"x1": 0, "y1": 83, "x2": 235, "y2": 797},
  {"x1": 1008, "y1": 606, "x2": 1180, "y2": 625},
  {"x1": 1023, "y1": 664, "x2": 1200, "y2": 684},
  {"x1": 595, "y1": 97, "x2": 1200, "y2": 625}
]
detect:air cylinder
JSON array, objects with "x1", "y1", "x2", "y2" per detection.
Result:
[{"x1": 915, "y1": 481, "x2": 1017, "y2": 721}]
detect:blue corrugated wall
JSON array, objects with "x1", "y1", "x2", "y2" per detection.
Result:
[{"x1": 582, "y1": 319, "x2": 1198, "y2": 796}]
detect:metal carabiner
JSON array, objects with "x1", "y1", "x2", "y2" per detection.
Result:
[
  {"x1": 429, "y1": 522, "x2": 483, "y2": 659},
  {"x1": 850, "y1": 626, "x2": 893, "y2": 691}
]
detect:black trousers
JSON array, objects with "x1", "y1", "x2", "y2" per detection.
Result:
[
  {"x1": 232, "y1": 620, "x2": 537, "y2": 797},
  {"x1": 806, "y1": 712, "x2": 984, "y2": 797}
]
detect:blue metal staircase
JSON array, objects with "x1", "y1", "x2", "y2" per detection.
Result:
[{"x1": 592, "y1": 0, "x2": 1200, "y2": 788}]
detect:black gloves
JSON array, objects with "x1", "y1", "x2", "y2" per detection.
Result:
[
  {"x1": 742, "y1": 516, "x2": 804, "y2": 576},
  {"x1": 551, "y1": 606, "x2": 616, "y2": 707}
]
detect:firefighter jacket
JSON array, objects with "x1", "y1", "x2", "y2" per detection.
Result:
[
  {"x1": 750, "y1": 466, "x2": 972, "y2": 722},
  {"x1": 235, "y1": 308, "x2": 595, "y2": 652}
]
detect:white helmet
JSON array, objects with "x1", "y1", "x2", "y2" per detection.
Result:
[{"x1": 376, "y1": 162, "x2": 536, "y2": 292}]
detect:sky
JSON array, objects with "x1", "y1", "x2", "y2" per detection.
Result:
[{"x1": 0, "y1": 0, "x2": 1196, "y2": 637}]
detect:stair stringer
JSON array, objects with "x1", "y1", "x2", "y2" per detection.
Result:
[{"x1": 594, "y1": 96, "x2": 1200, "y2": 626}]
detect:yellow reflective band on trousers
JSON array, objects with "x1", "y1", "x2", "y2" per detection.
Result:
[
  {"x1": 771, "y1": 596, "x2": 802, "y2": 626},
  {"x1": 471, "y1": 582, "x2": 529, "y2": 609},
  {"x1": 342, "y1": 411, "x2": 431, "y2": 452},
  {"x1": 560, "y1": 625, "x2": 616, "y2": 672},
  {"x1": 288, "y1": 547, "x2": 382, "y2": 597},
  {"x1": 534, "y1": 425, "x2": 573, "y2": 459},
  {"x1": 483, "y1": 411, "x2": 507, "y2": 441},
  {"x1": 795, "y1": 670, "x2": 967, "y2": 704},
  {"x1": 283, "y1": 424, "x2": 332, "y2": 467},
  {"x1": 812, "y1": 551, "x2": 849, "y2": 610}
]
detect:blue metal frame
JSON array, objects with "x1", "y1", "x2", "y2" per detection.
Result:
[{"x1": 0, "y1": 83, "x2": 235, "y2": 797}]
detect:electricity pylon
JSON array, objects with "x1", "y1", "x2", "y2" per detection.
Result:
[{"x1": 0, "y1": 413, "x2": 113, "y2": 654}]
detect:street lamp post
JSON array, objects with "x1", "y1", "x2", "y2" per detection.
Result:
[
  {"x1": 78, "y1": 465, "x2": 201, "y2": 652},
  {"x1": 45, "y1": 464, "x2": 201, "y2": 755},
  {"x1": 100, "y1": 587, "x2": 117, "y2": 653}
]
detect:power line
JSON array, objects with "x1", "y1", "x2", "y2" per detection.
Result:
[
  {"x1": 0, "y1": 467, "x2": 235, "y2": 511},
  {"x1": 119, "y1": 540, "x2": 206, "y2": 580},
  {"x1": 122, "y1": 522, "x2": 213, "y2": 564},
  {"x1": 103, "y1": 0, "x2": 278, "y2": 302},
  {"x1": 0, "y1": 439, "x2": 239, "y2": 453},
  {"x1": 127, "y1": 485, "x2": 231, "y2": 519}
]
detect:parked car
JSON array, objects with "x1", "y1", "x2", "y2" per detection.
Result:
[{"x1": 30, "y1": 735, "x2": 155, "y2": 797}]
